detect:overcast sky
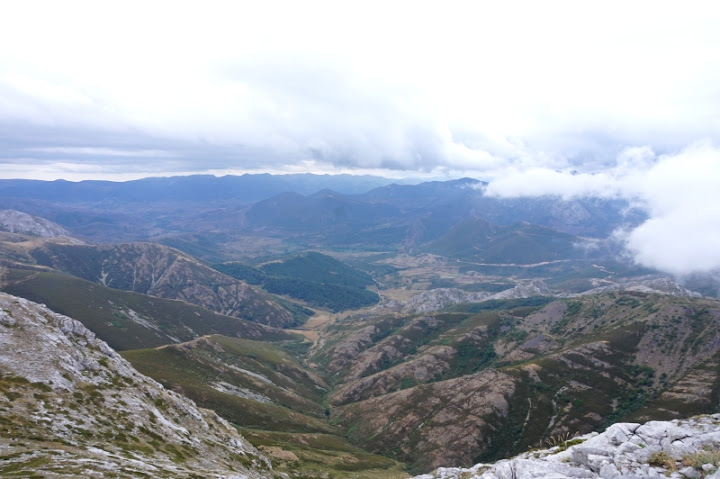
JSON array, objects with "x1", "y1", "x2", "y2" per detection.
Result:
[{"x1": 1, "y1": 1, "x2": 720, "y2": 276}]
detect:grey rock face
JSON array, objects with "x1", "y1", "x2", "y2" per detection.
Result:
[
  {"x1": 0, "y1": 209, "x2": 73, "y2": 238},
  {"x1": 399, "y1": 280, "x2": 550, "y2": 314},
  {"x1": 399, "y1": 277, "x2": 702, "y2": 316},
  {"x1": 0, "y1": 292, "x2": 273, "y2": 478},
  {"x1": 415, "y1": 415, "x2": 720, "y2": 479},
  {"x1": 576, "y1": 277, "x2": 703, "y2": 298},
  {"x1": 403, "y1": 288, "x2": 492, "y2": 314}
]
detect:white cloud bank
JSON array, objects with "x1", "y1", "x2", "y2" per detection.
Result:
[
  {"x1": 487, "y1": 142, "x2": 720, "y2": 276},
  {"x1": 1, "y1": 1, "x2": 719, "y2": 277},
  {"x1": 1, "y1": 1, "x2": 720, "y2": 179}
]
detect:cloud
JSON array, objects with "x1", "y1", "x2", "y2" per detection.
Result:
[
  {"x1": 487, "y1": 142, "x2": 720, "y2": 276},
  {"x1": 1, "y1": 2, "x2": 720, "y2": 267},
  {"x1": 1, "y1": 2, "x2": 720, "y2": 180}
]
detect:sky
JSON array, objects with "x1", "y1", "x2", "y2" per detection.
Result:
[{"x1": 1, "y1": 1, "x2": 720, "y2": 276}]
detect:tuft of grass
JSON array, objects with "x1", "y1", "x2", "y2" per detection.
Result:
[
  {"x1": 542, "y1": 431, "x2": 582, "y2": 452},
  {"x1": 649, "y1": 451, "x2": 677, "y2": 470},
  {"x1": 682, "y1": 447, "x2": 720, "y2": 471}
]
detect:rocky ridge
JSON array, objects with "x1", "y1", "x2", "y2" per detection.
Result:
[
  {"x1": 0, "y1": 209, "x2": 74, "y2": 239},
  {"x1": 387, "y1": 279, "x2": 551, "y2": 314},
  {"x1": 390, "y1": 278, "x2": 701, "y2": 315},
  {"x1": 0, "y1": 292, "x2": 272, "y2": 478},
  {"x1": 577, "y1": 277, "x2": 703, "y2": 298},
  {"x1": 415, "y1": 414, "x2": 720, "y2": 479}
]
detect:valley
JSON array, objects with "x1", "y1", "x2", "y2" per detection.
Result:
[{"x1": 1, "y1": 175, "x2": 719, "y2": 478}]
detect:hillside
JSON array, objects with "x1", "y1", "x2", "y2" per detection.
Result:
[
  {"x1": 310, "y1": 293, "x2": 720, "y2": 473},
  {"x1": 424, "y1": 218, "x2": 607, "y2": 264},
  {"x1": 0, "y1": 292, "x2": 272, "y2": 478},
  {"x1": 27, "y1": 241, "x2": 299, "y2": 327},
  {"x1": 215, "y1": 251, "x2": 380, "y2": 312},
  {"x1": 121, "y1": 335, "x2": 405, "y2": 478},
  {"x1": 1, "y1": 268, "x2": 294, "y2": 351}
]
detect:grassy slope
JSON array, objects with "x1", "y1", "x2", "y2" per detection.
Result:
[
  {"x1": 240, "y1": 429, "x2": 406, "y2": 479},
  {"x1": 121, "y1": 335, "x2": 407, "y2": 478},
  {"x1": 1, "y1": 269, "x2": 294, "y2": 351},
  {"x1": 215, "y1": 251, "x2": 380, "y2": 312},
  {"x1": 28, "y1": 241, "x2": 300, "y2": 327}
]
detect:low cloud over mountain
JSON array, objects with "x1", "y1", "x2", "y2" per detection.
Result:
[{"x1": 487, "y1": 142, "x2": 720, "y2": 277}]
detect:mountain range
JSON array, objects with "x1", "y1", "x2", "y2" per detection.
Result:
[{"x1": 1, "y1": 173, "x2": 718, "y2": 477}]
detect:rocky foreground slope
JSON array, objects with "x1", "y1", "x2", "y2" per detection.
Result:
[
  {"x1": 415, "y1": 414, "x2": 720, "y2": 479},
  {"x1": 0, "y1": 292, "x2": 272, "y2": 478}
]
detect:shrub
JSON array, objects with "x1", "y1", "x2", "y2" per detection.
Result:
[
  {"x1": 682, "y1": 448, "x2": 720, "y2": 471},
  {"x1": 649, "y1": 451, "x2": 676, "y2": 470}
]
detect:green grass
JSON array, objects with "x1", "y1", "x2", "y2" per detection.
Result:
[
  {"x1": 239, "y1": 429, "x2": 407, "y2": 478},
  {"x1": 3, "y1": 269, "x2": 294, "y2": 351},
  {"x1": 122, "y1": 336, "x2": 332, "y2": 432},
  {"x1": 215, "y1": 251, "x2": 380, "y2": 312}
]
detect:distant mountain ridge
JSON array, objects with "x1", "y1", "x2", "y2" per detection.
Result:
[
  {"x1": 423, "y1": 218, "x2": 606, "y2": 264},
  {"x1": 0, "y1": 173, "x2": 414, "y2": 204},
  {"x1": 0, "y1": 175, "x2": 646, "y2": 253},
  {"x1": 238, "y1": 179, "x2": 643, "y2": 253}
]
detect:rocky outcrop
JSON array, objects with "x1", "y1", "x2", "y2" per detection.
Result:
[
  {"x1": 391, "y1": 278, "x2": 701, "y2": 316},
  {"x1": 402, "y1": 288, "x2": 492, "y2": 313},
  {"x1": 489, "y1": 279, "x2": 553, "y2": 300},
  {"x1": 0, "y1": 209, "x2": 74, "y2": 238},
  {"x1": 0, "y1": 292, "x2": 272, "y2": 478},
  {"x1": 416, "y1": 414, "x2": 720, "y2": 479},
  {"x1": 394, "y1": 280, "x2": 551, "y2": 314},
  {"x1": 576, "y1": 277, "x2": 703, "y2": 298}
]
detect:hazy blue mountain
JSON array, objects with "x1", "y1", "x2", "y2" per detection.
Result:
[
  {"x1": 424, "y1": 218, "x2": 608, "y2": 264},
  {"x1": 0, "y1": 173, "x2": 415, "y2": 204},
  {"x1": 239, "y1": 178, "x2": 644, "y2": 252},
  {"x1": 0, "y1": 175, "x2": 646, "y2": 256}
]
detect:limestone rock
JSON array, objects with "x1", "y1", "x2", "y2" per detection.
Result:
[
  {"x1": 0, "y1": 292, "x2": 273, "y2": 478},
  {"x1": 416, "y1": 414, "x2": 720, "y2": 479}
]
